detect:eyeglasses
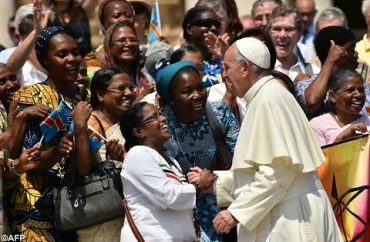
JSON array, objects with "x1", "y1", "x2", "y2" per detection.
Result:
[
  {"x1": 139, "y1": 111, "x2": 164, "y2": 126},
  {"x1": 106, "y1": 84, "x2": 136, "y2": 95},
  {"x1": 270, "y1": 26, "x2": 296, "y2": 34},
  {"x1": 0, "y1": 74, "x2": 17, "y2": 86},
  {"x1": 111, "y1": 37, "x2": 139, "y2": 47},
  {"x1": 191, "y1": 19, "x2": 221, "y2": 29}
]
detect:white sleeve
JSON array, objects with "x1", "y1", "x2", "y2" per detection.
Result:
[
  {"x1": 214, "y1": 170, "x2": 234, "y2": 207},
  {"x1": 123, "y1": 147, "x2": 196, "y2": 210},
  {"x1": 227, "y1": 159, "x2": 297, "y2": 231}
]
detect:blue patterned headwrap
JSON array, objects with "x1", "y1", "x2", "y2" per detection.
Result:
[
  {"x1": 35, "y1": 26, "x2": 67, "y2": 68},
  {"x1": 156, "y1": 60, "x2": 198, "y2": 102}
]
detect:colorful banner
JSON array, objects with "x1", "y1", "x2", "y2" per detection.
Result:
[
  {"x1": 148, "y1": 0, "x2": 161, "y2": 44},
  {"x1": 318, "y1": 134, "x2": 370, "y2": 242}
]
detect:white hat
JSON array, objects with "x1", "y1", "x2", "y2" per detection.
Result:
[
  {"x1": 235, "y1": 37, "x2": 270, "y2": 69},
  {"x1": 15, "y1": 4, "x2": 33, "y2": 28}
]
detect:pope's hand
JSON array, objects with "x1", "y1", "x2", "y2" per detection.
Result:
[{"x1": 213, "y1": 210, "x2": 238, "y2": 234}]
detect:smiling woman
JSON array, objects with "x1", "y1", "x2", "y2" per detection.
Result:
[
  {"x1": 72, "y1": 67, "x2": 133, "y2": 241},
  {"x1": 119, "y1": 101, "x2": 216, "y2": 241},
  {"x1": 10, "y1": 26, "x2": 90, "y2": 242},
  {"x1": 310, "y1": 68, "x2": 370, "y2": 146},
  {"x1": 103, "y1": 20, "x2": 155, "y2": 102},
  {"x1": 155, "y1": 61, "x2": 240, "y2": 241}
]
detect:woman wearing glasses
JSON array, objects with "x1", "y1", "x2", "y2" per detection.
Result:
[
  {"x1": 68, "y1": 67, "x2": 135, "y2": 241},
  {"x1": 99, "y1": 20, "x2": 155, "y2": 103},
  {"x1": 119, "y1": 101, "x2": 216, "y2": 242}
]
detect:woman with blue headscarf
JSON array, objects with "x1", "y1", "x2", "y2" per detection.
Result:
[{"x1": 156, "y1": 61, "x2": 239, "y2": 241}]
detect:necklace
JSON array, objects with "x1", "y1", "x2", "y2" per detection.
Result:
[
  {"x1": 173, "y1": 120, "x2": 201, "y2": 168},
  {"x1": 331, "y1": 113, "x2": 346, "y2": 128}
]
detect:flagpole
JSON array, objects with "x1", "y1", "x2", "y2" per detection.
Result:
[
  {"x1": 155, "y1": 0, "x2": 161, "y2": 35},
  {"x1": 37, "y1": 135, "x2": 44, "y2": 147},
  {"x1": 88, "y1": 125, "x2": 109, "y2": 143}
]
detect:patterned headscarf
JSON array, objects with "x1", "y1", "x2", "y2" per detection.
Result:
[
  {"x1": 35, "y1": 26, "x2": 67, "y2": 68},
  {"x1": 156, "y1": 61, "x2": 198, "y2": 102}
]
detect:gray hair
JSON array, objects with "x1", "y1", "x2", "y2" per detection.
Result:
[
  {"x1": 267, "y1": 5, "x2": 303, "y2": 34},
  {"x1": 251, "y1": 0, "x2": 282, "y2": 18},
  {"x1": 329, "y1": 69, "x2": 363, "y2": 93},
  {"x1": 316, "y1": 7, "x2": 348, "y2": 28},
  {"x1": 362, "y1": 0, "x2": 370, "y2": 15}
]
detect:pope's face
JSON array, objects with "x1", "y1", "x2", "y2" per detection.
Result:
[{"x1": 223, "y1": 45, "x2": 248, "y2": 98}]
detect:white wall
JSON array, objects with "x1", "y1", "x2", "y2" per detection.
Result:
[{"x1": 0, "y1": 0, "x2": 16, "y2": 48}]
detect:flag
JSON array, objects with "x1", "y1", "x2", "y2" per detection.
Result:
[
  {"x1": 318, "y1": 134, "x2": 370, "y2": 241},
  {"x1": 40, "y1": 101, "x2": 72, "y2": 143},
  {"x1": 148, "y1": 0, "x2": 161, "y2": 45},
  {"x1": 69, "y1": 122, "x2": 105, "y2": 153}
]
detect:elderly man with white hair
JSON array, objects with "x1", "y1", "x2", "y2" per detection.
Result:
[{"x1": 189, "y1": 37, "x2": 342, "y2": 241}]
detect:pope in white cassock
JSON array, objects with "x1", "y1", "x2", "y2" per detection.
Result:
[{"x1": 190, "y1": 37, "x2": 343, "y2": 242}]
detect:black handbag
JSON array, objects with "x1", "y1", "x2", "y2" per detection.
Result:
[
  {"x1": 53, "y1": 160, "x2": 124, "y2": 231},
  {"x1": 36, "y1": 116, "x2": 124, "y2": 231}
]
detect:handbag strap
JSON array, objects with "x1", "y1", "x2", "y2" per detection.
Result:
[
  {"x1": 123, "y1": 199, "x2": 145, "y2": 242},
  {"x1": 91, "y1": 113, "x2": 109, "y2": 160},
  {"x1": 205, "y1": 102, "x2": 230, "y2": 152}
]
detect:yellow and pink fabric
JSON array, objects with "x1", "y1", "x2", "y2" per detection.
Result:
[{"x1": 318, "y1": 134, "x2": 370, "y2": 241}]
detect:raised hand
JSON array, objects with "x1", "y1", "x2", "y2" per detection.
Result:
[
  {"x1": 205, "y1": 32, "x2": 230, "y2": 59},
  {"x1": 33, "y1": 0, "x2": 51, "y2": 34},
  {"x1": 72, "y1": 101, "x2": 92, "y2": 130}
]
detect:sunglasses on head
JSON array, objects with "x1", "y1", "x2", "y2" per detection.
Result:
[{"x1": 191, "y1": 19, "x2": 221, "y2": 29}]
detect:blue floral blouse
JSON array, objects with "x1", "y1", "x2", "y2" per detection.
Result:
[{"x1": 163, "y1": 101, "x2": 239, "y2": 242}]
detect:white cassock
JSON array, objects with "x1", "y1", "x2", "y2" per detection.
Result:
[{"x1": 215, "y1": 76, "x2": 343, "y2": 242}]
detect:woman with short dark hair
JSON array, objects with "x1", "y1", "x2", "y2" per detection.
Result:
[{"x1": 119, "y1": 101, "x2": 216, "y2": 241}]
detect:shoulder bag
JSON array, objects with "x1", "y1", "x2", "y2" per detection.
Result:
[
  {"x1": 205, "y1": 102, "x2": 233, "y2": 170},
  {"x1": 36, "y1": 116, "x2": 124, "y2": 231}
]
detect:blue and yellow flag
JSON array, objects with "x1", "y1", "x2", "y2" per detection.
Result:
[{"x1": 148, "y1": 0, "x2": 161, "y2": 44}]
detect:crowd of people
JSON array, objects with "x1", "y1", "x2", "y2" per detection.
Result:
[{"x1": 0, "y1": 0, "x2": 368, "y2": 241}]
